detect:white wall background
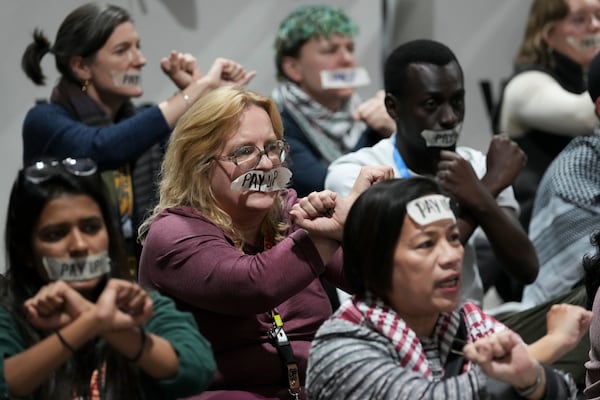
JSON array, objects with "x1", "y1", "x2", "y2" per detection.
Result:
[{"x1": 0, "y1": 0, "x2": 531, "y2": 272}]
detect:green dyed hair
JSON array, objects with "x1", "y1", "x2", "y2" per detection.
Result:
[{"x1": 274, "y1": 4, "x2": 358, "y2": 81}]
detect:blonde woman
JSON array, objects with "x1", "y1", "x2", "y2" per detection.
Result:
[
  {"x1": 138, "y1": 86, "x2": 392, "y2": 399},
  {"x1": 497, "y1": 0, "x2": 600, "y2": 229}
]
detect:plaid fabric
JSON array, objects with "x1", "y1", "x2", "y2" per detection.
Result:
[
  {"x1": 337, "y1": 293, "x2": 504, "y2": 379},
  {"x1": 271, "y1": 81, "x2": 365, "y2": 163}
]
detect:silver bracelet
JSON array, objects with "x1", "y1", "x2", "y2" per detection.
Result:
[
  {"x1": 180, "y1": 91, "x2": 191, "y2": 107},
  {"x1": 515, "y1": 362, "x2": 543, "y2": 397}
]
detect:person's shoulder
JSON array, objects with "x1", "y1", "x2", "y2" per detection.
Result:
[
  {"x1": 146, "y1": 207, "x2": 211, "y2": 239},
  {"x1": 0, "y1": 302, "x2": 20, "y2": 331},
  {"x1": 315, "y1": 316, "x2": 373, "y2": 341},
  {"x1": 154, "y1": 206, "x2": 204, "y2": 222},
  {"x1": 542, "y1": 133, "x2": 600, "y2": 193},
  {"x1": 280, "y1": 110, "x2": 303, "y2": 139},
  {"x1": 568, "y1": 128, "x2": 600, "y2": 149},
  {"x1": 505, "y1": 70, "x2": 558, "y2": 92},
  {"x1": 24, "y1": 101, "x2": 68, "y2": 120},
  {"x1": 279, "y1": 107, "x2": 293, "y2": 122},
  {"x1": 23, "y1": 102, "x2": 72, "y2": 135},
  {"x1": 461, "y1": 302, "x2": 504, "y2": 330},
  {"x1": 548, "y1": 130, "x2": 600, "y2": 172},
  {"x1": 22, "y1": 103, "x2": 72, "y2": 149},
  {"x1": 331, "y1": 136, "x2": 394, "y2": 168},
  {"x1": 326, "y1": 138, "x2": 394, "y2": 194}
]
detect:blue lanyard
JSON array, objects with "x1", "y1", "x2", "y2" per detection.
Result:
[{"x1": 392, "y1": 135, "x2": 411, "y2": 179}]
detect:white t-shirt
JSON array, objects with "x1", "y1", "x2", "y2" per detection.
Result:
[{"x1": 326, "y1": 134, "x2": 519, "y2": 306}]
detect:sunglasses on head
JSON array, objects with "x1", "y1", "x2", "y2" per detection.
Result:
[{"x1": 24, "y1": 158, "x2": 98, "y2": 184}]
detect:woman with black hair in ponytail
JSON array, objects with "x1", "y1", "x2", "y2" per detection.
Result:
[{"x1": 20, "y1": 3, "x2": 255, "y2": 274}]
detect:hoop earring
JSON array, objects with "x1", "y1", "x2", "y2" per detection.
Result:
[{"x1": 81, "y1": 79, "x2": 89, "y2": 93}]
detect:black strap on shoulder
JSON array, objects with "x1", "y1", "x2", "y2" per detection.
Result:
[{"x1": 444, "y1": 314, "x2": 468, "y2": 378}]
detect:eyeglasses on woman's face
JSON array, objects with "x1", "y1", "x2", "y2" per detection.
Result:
[
  {"x1": 217, "y1": 140, "x2": 290, "y2": 172},
  {"x1": 24, "y1": 158, "x2": 98, "y2": 184}
]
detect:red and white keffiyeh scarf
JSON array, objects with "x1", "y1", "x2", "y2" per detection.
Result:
[{"x1": 336, "y1": 293, "x2": 504, "y2": 379}]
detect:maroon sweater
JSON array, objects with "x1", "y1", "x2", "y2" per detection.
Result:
[{"x1": 139, "y1": 190, "x2": 345, "y2": 397}]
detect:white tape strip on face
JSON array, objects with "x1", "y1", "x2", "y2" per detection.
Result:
[
  {"x1": 110, "y1": 71, "x2": 142, "y2": 87},
  {"x1": 567, "y1": 33, "x2": 600, "y2": 51},
  {"x1": 320, "y1": 67, "x2": 371, "y2": 89},
  {"x1": 406, "y1": 194, "x2": 456, "y2": 226},
  {"x1": 42, "y1": 251, "x2": 111, "y2": 281},
  {"x1": 420, "y1": 123, "x2": 462, "y2": 148},
  {"x1": 230, "y1": 167, "x2": 292, "y2": 192}
]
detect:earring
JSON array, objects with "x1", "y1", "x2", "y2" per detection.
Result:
[{"x1": 81, "y1": 79, "x2": 89, "y2": 93}]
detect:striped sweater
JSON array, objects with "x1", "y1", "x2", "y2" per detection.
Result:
[{"x1": 306, "y1": 302, "x2": 576, "y2": 399}]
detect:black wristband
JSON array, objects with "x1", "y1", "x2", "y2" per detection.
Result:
[
  {"x1": 55, "y1": 329, "x2": 76, "y2": 354},
  {"x1": 126, "y1": 327, "x2": 147, "y2": 363}
]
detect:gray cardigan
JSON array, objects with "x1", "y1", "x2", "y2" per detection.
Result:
[{"x1": 306, "y1": 318, "x2": 576, "y2": 399}]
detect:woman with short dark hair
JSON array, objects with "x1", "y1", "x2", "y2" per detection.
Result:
[{"x1": 307, "y1": 177, "x2": 580, "y2": 399}]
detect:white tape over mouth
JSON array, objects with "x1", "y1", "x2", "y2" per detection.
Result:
[
  {"x1": 320, "y1": 67, "x2": 371, "y2": 89},
  {"x1": 42, "y1": 251, "x2": 111, "y2": 281},
  {"x1": 567, "y1": 33, "x2": 600, "y2": 51},
  {"x1": 421, "y1": 123, "x2": 462, "y2": 148},
  {"x1": 406, "y1": 194, "x2": 455, "y2": 226},
  {"x1": 110, "y1": 71, "x2": 142, "y2": 87},
  {"x1": 230, "y1": 167, "x2": 292, "y2": 192}
]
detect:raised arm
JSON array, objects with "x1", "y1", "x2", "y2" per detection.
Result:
[
  {"x1": 437, "y1": 139, "x2": 538, "y2": 284},
  {"x1": 292, "y1": 165, "x2": 394, "y2": 242},
  {"x1": 159, "y1": 56, "x2": 256, "y2": 128},
  {"x1": 501, "y1": 71, "x2": 597, "y2": 137},
  {"x1": 139, "y1": 209, "x2": 331, "y2": 315},
  {"x1": 23, "y1": 55, "x2": 255, "y2": 170},
  {"x1": 353, "y1": 90, "x2": 396, "y2": 137},
  {"x1": 527, "y1": 304, "x2": 592, "y2": 364},
  {"x1": 23, "y1": 104, "x2": 170, "y2": 170}
]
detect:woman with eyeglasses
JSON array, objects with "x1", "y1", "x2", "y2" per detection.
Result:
[
  {"x1": 21, "y1": 3, "x2": 255, "y2": 274},
  {"x1": 137, "y1": 85, "x2": 393, "y2": 399},
  {"x1": 306, "y1": 177, "x2": 580, "y2": 400},
  {"x1": 0, "y1": 158, "x2": 216, "y2": 399},
  {"x1": 495, "y1": 0, "x2": 600, "y2": 231}
]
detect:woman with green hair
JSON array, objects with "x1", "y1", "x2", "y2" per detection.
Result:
[{"x1": 272, "y1": 4, "x2": 395, "y2": 198}]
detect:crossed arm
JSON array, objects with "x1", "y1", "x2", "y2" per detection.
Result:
[
  {"x1": 4, "y1": 279, "x2": 178, "y2": 397},
  {"x1": 437, "y1": 136, "x2": 538, "y2": 284}
]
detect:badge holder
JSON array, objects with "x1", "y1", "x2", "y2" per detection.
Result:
[{"x1": 267, "y1": 308, "x2": 301, "y2": 400}]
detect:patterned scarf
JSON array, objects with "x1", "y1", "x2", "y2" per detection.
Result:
[
  {"x1": 336, "y1": 293, "x2": 503, "y2": 379},
  {"x1": 536, "y1": 127, "x2": 600, "y2": 211},
  {"x1": 272, "y1": 81, "x2": 365, "y2": 163}
]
